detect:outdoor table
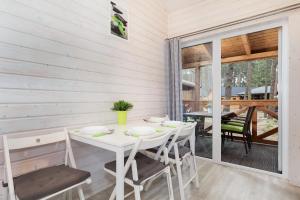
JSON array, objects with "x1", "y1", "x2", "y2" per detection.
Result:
[{"x1": 183, "y1": 111, "x2": 234, "y2": 136}]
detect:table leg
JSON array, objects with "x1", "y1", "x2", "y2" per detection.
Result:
[
  {"x1": 190, "y1": 128, "x2": 196, "y2": 155},
  {"x1": 116, "y1": 149, "x2": 124, "y2": 200},
  {"x1": 196, "y1": 116, "x2": 206, "y2": 136}
]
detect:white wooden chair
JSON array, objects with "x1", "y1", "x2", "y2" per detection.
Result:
[
  {"x1": 3, "y1": 128, "x2": 91, "y2": 200},
  {"x1": 104, "y1": 131, "x2": 174, "y2": 200},
  {"x1": 147, "y1": 122, "x2": 199, "y2": 200}
]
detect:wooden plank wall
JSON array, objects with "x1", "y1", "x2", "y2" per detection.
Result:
[
  {"x1": 288, "y1": 11, "x2": 300, "y2": 187},
  {"x1": 167, "y1": 0, "x2": 299, "y2": 38},
  {"x1": 0, "y1": 0, "x2": 168, "y2": 198}
]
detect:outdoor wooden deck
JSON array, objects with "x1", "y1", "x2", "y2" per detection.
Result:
[{"x1": 183, "y1": 99, "x2": 278, "y2": 145}]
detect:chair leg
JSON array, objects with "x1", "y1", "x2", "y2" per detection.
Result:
[
  {"x1": 7, "y1": 188, "x2": 16, "y2": 200},
  {"x1": 170, "y1": 164, "x2": 177, "y2": 176},
  {"x1": 165, "y1": 167, "x2": 174, "y2": 200},
  {"x1": 192, "y1": 155, "x2": 199, "y2": 188},
  {"x1": 144, "y1": 173, "x2": 163, "y2": 191},
  {"x1": 77, "y1": 187, "x2": 85, "y2": 200},
  {"x1": 133, "y1": 185, "x2": 141, "y2": 200},
  {"x1": 174, "y1": 144, "x2": 185, "y2": 200},
  {"x1": 221, "y1": 133, "x2": 225, "y2": 146},
  {"x1": 144, "y1": 179, "x2": 154, "y2": 191},
  {"x1": 247, "y1": 134, "x2": 252, "y2": 149},
  {"x1": 247, "y1": 131, "x2": 252, "y2": 149},
  {"x1": 188, "y1": 156, "x2": 193, "y2": 175},
  {"x1": 242, "y1": 133, "x2": 248, "y2": 154},
  {"x1": 109, "y1": 186, "x2": 116, "y2": 200},
  {"x1": 175, "y1": 160, "x2": 185, "y2": 200}
]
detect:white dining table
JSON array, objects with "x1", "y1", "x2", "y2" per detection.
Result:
[{"x1": 69, "y1": 120, "x2": 195, "y2": 200}]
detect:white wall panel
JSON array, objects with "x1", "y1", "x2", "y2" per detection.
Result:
[
  {"x1": 287, "y1": 11, "x2": 300, "y2": 186},
  {"x1": 167, "y1": 0, "x2": 300, "y2": 37},
  {"x1": 0, "y1": 0, "x2": 168, "y2": 197}
]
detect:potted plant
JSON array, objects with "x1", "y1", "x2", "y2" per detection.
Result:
[{"x1": 111, "y1": 100, "x2": 133, "y2": 125}]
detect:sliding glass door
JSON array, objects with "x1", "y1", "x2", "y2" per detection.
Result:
[
  {"x1": 220, "y1": 28, "x2": 282, "y2": 173},
  {"x1": 181, "y1": 42, "x2": 213, "y2": 159},
  {"x1": 180, "y1": 23, "x2": 286, "y2": 175}
]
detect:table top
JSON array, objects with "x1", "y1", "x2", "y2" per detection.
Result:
[
  {"x1": 183, "y1": 111, "x2": 233, "y2": 117},
  {"x1": 69, "y1": 120, "x2": 183, "y2": 151}
]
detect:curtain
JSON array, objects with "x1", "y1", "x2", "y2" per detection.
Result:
[{"x1": 168, "y1": 38, "x2": 183, "y2": 121}]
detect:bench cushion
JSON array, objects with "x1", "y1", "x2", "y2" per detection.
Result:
[
  {"x1": 226, "y1": 121, "x2": 244, "y2": 127},
  {"x1": 221, "y1": 124, "x2": 243, "y2": 133},
  {"x1": 104, "y1": 152, "x2": 167, "y2": 185},
  {"x1": 14, "y1": 165, "x2": 90, "y2": 200}
]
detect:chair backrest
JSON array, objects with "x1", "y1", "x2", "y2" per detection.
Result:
[
  {"x1": 243, "y1": 106, "x2": 256, "y2": 133},
  {"x1": 4, "y1": 131, "x2": 67, "y2": 150},
  {"x1": 3, "y1": 129, "x2": 76, "y2": 200},
  {"x1": 167, "y1": 122, "x2": 197, "y2": 153},
  {"x1": 138, "y1": 131, "x2": 173, "y2": 150},
  {"x1": 123, "y1": 129, "x2": 173, "y2": 177}
]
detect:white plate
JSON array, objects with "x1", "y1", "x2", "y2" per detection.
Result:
[
  {"x1": 144, "y1": 117, "x2": 166, "y2": 123},
  {"x1": 126, "y1": 126, "x2": 156, "y2": 137},
  {"x1": 161, "y1": 121, "x2": 183, "y2": 127},
  {"x1": 80, "y1": 126, "x2": 112, "y2": 135}
]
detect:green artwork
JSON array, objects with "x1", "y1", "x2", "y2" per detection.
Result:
[{"x1": 111, "y1": 1, "x2": 128, "y2": 40}]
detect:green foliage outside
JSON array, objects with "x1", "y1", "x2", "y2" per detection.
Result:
[{"x1": 221, "y1": 58, "x2": 277, "y2": 88}]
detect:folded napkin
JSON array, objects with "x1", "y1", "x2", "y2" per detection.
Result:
[
  {"x1": 80, "y1": 126, "x2": 112, "y2": 137},
  {"x1": 155, "y1": 127, "x2": 165, "y2": 133}
]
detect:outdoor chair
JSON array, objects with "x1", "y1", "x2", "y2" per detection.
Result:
[
  {"x1": 104, "y1": 130, "x2": 174, "y2": 200},
  {"x1": 2, "y1": 129, "x2": 91, "y2": 200},
  {"x1": 221, "y1": 106, "x2": 256, "y2": 154}
]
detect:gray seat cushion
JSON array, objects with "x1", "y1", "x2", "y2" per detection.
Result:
[
  {"x1": 148, "y1": 145, "x2": 192, "y2": 160},
  {"x1": 104, "y1": 152, "x2": 167, "y2": 185},
  {"x1": 14, "y1": 165, "x2": 91, "y2": 200}
]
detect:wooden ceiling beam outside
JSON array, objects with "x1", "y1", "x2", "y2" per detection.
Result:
[
  {"x1": 222, "y1": 50, "x2": 277, "y2": 63},
  {"x1": 183, "y1": 50, "x2": 278, "y2": 69},
  {"x1": 240, "y1": 34, "x2": 251, "y2": 55},
  {"x1": 202, "y1": 44, "x2": 212, "y2": 60}
]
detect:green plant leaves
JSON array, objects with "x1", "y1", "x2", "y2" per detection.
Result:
[{"x1": 111, "y1": 100, "x2": 133, "y2": 111}]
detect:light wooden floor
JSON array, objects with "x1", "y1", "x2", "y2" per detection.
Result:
[{"x1": 89, "y1": 158, "x2": 300, "y2": 200}]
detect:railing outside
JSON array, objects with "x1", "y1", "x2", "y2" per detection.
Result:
[{"x1": 183, "y1": 99, "x2": 278, "y2": 145}]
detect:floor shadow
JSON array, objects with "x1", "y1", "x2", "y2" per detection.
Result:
[{"x1": 195, "y1": 135, "x2": 280, "y2": 173}]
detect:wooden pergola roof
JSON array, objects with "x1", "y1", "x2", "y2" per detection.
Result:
[{"x1": 182, "y1": 28, "x2": 279, "y2": 68}]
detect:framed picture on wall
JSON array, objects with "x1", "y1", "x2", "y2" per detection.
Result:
[{"x1": 110, "y1": 1, "x2": 128, "y2": 40}]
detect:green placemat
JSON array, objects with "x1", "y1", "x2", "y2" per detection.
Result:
[
  {"x1": 92, "y1": 132, "x2": 107, "y2": 137},
  {"x1": 155, "y1": 128, "x2": 165, "y2": 133},
  {"x1": 164, "y1": 125, "x2": 177, "y2": 128}
]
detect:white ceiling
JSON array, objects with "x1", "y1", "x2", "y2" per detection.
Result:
[{"x1": 164, "y1": 0, "x2": 204, "y2": 12}]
